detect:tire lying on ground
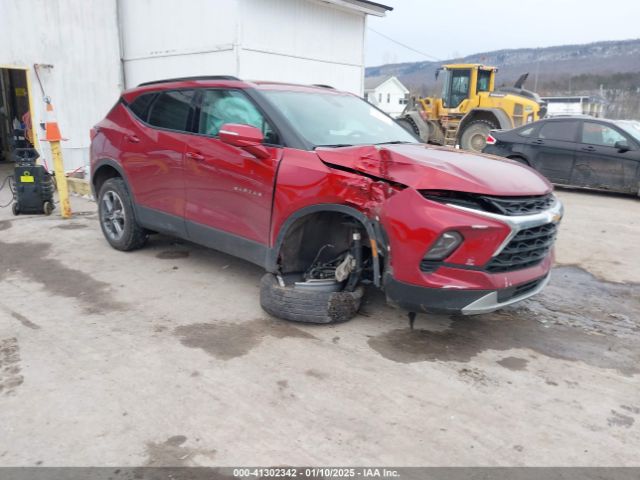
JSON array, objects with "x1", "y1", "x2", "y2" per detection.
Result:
[{"x1": 259, "y1": 273, "x2": 364, "y2": 324}]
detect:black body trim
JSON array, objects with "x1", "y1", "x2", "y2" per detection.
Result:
[
  {"x1": 384, "y1": 273, "x2": 548, "y2": 314},
  {"x1": 384, "y1": 273, "x2": 491, "y2": 314},
  {"x1": 136, "y1": 206, "x2": 268, "y2": 268},
  {"x1": 91, "y1": 158, "x2": 130, "y2": 197},
  {"x1": 266, "y1": 203, "x2": 384, "y2": 287},
  {"x1": 187, "y1": 220, "x2": 269, "y2": 268},
  {"x1": 136, "y1": 206, "x2": 187, "y2": 239}
]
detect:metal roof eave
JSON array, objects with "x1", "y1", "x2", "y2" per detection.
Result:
[{"x1": 320, "y1": 0, "x2": 393, "y2": 16}]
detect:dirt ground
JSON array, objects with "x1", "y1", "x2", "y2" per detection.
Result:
[{"x1": 0, "y1": 166, "x2": 639, "y2": 466}]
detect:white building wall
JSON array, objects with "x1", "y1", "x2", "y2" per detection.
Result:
[
  {"x1": 0, "y1": 0, "x2": 378, "y2": 169},
  {"x1": 120, "y1": 0, "x2": 367, "y2": 94},
  {"x1": 118, "y1": 0, "x2": 241, "y2": 87},
  {"x1": 239, "y1": 0, "x2": 365, "y2": 93},
  {"x1": 0, "y1": 0, "x2": 122, "y2": 170}
]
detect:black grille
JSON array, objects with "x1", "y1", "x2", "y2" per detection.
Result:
[
  {"x1": 486, "y1": 223, "x2": 557, "y2": 273},
  {"x1": 497, "y1": 276, "x2": 546, "y2": 302},
  {"x1": 479, "y1": 194, "x2": 555, "y2": 216},
  {"x1": 421, "y1": 191, "x2": 555, "y2": 216}
]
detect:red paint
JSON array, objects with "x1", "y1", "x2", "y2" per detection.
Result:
[{"x1": 91, "y1": 78, "x2": 559, "y2": 305}]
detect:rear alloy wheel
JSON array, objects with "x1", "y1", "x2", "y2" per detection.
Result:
[
  {"x1": 98, "y1": 177, "x2": 148, "y2": 251},
  {"x1": 460, "y1": 120, "x2": 497, "y2": 153}
]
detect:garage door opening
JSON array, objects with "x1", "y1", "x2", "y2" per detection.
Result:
[{"x1": 0, "y1": 67, "x2": 34, "y2": 166}]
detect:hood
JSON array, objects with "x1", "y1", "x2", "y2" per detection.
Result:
[{"x1": 315, "y1": 144, "x2": 552, "y2": 196}]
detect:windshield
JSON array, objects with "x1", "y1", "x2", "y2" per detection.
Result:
[
  {"x1": 261, "y1": 90, "x2": 417, "y2": 148},
  {"x1": 615, "y1": 120, "x2": 640, "y2": 143}
]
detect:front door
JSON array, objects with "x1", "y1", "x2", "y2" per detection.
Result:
[
  {"x1": 528, "y1": 120, "x2": 579, "y2": 184},
  {"x1": 183, "y1": 89, "x2": 282, "y2": 261},
  {"x1": 572, "y1": 120, "x2": 640, "y2": 193}
]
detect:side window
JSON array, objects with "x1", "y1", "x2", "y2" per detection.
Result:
[
  {"x1": 477, "y1": 70, "x2": 492, "y2": 93},
  {"x1": 447, "y1": 69, "x2": 471, "y2": 108},
  {"x1": 129, "y1": 93, "x2": 156, "y2": 121},
  {"x1": 518, "y1": 125, "x2": 536, "y2": 137},
  {"x1": 147, "y1": 90, "x2": 195, "y2": 132},
  {"x1": 198, "y1": 89, "x2": 279, "y2": 144},
  {"x1": 581, "y1": 122, "x2": 627, "y2": 147},
  {"x1": 538, "y1": 121, "x2": 578, "y2": 142}
]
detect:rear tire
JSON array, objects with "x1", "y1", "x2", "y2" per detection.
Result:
[
  {"x1": 12, "y1": 203, "x2": 19, "y2": 216},
  {"x1": 43, "y1": 201, "x2": 54, "y2": 216},
  {"x1": 396, "y1": 118, "x2": 419, "y2": 136},
  {"x1": 460, "y1": 120, "x2": 497, "y2": 153},
  {"x1": 260, "y1": 273, "x2": 364, "y2": 324},
  {"x1": 98, "y1": 177, "x2": 148, "y2": 251}
]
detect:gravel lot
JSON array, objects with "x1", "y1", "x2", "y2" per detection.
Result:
[{"x1": 0, "y1": 167, "x2": 638, "y2": 466}]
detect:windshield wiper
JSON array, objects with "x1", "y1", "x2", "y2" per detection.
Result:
[
  {"x1": 375, "y1": 140, "x2": 414, "y2": 145},
  {"x1": 313, "y1": 144, "x2": 353, "y2": 149}
]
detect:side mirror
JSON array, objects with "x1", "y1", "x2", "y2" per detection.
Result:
[
  {"x1": 219, "y1": 123, "x2": 270, "y2": 159},
  {"x1": 614, "y1": 140, "x2": 630, "y2": 153}
]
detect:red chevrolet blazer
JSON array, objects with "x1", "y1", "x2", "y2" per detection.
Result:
[{"x1": 90, "y1": 76, "x2": 563, "y2": 324}]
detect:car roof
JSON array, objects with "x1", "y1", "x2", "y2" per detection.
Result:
[
  {"x1": 121, "y1": 76, "x2": 347, "y2": 102},
  {"x1": 540, "y1": 116, "x2": 615, "y2": 123}
]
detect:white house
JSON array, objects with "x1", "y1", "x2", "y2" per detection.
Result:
[
  {"x1": 364, "y1": 76, "x2": 409, "y2": 118},
  {"x1": 0, "y1": 0, "x2": 391, "y2": 170}
]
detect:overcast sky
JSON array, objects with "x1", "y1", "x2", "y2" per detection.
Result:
[{"x1": 365, "y1": 0, "x2": 640, "y2": 66}]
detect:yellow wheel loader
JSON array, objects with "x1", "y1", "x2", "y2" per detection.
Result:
[{"x1": 397, "y1": 64, "x2": 546, "y2": 152}]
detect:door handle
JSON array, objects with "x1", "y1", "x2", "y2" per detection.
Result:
[
  {"x1": 532, "y1": 139, "x2": 544, "y2": 145},
  {"x1": 185, "y1": 151, "x2": 205, "y2": 161},
  {"x1": 581, "y1": 146, "x2": 597, "y2": 152},
  {"x1": 125, "y1": 134, "x2": 140, "y2": 144}
]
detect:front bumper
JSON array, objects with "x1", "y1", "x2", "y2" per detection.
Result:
[{"x1": 384, "y1": 272, "x2": 550, "y2": 315}]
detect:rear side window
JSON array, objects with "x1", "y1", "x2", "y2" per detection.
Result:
[
  {"x1": 538, "y1": 121, "x2": 578, "y2": 142},
  {"x1": 147, "y1": 90, "x2": 196, "y2": 132},
  {"x1": 518, "y1": 125, "x2": 536, "y2": 137},
  {"x1": 128, "y1": 93, "x2": 156, "y2": 121}
]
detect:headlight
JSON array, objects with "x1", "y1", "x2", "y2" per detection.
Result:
[{"x1": 423, "y1": 231, "x2": 463, "y2": 261}]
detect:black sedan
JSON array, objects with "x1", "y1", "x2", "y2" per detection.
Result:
[{"x1": 483, "y1": 117, "x2": 640, "y2": 195}]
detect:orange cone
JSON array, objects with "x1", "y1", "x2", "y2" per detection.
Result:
[{"x1": 44, "y1": 101, "x2": 62, "y2": 142}]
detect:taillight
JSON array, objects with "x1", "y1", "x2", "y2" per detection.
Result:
[{"x1": 486, "y1": 134, "x2": 497, "y2": 145}]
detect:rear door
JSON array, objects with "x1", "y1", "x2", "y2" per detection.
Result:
[
  {"x1": 120, "y1": 89, "x2": 196, "y2": 236},
  {"x1": 527, "y1": 119, "x2": 579, "y2": 184},
  {"x1": 572, "y1": 120, "x2": 640, "y2": 193},
  {"x1": 183, "y1": 88, "x2": 282, "y2": 257}
]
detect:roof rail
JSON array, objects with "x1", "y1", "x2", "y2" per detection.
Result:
[
  {"x1": 137, "y1": 75, "x2": 241, "y2": 87},
  {"x1": 311, "y1": 84, "x2": 335, "y2": 89}
]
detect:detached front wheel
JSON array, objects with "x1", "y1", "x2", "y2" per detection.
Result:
[{"x1": 260, "y1": 273, "x2": 364, "y2": 324}]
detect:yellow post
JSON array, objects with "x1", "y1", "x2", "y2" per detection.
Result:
[
  {"x1": 50, "y1": 141, "x2": 71, "y2": 218},
  {"x1": 43, "y1": 98, "x2": 71, "y2": 218}
]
